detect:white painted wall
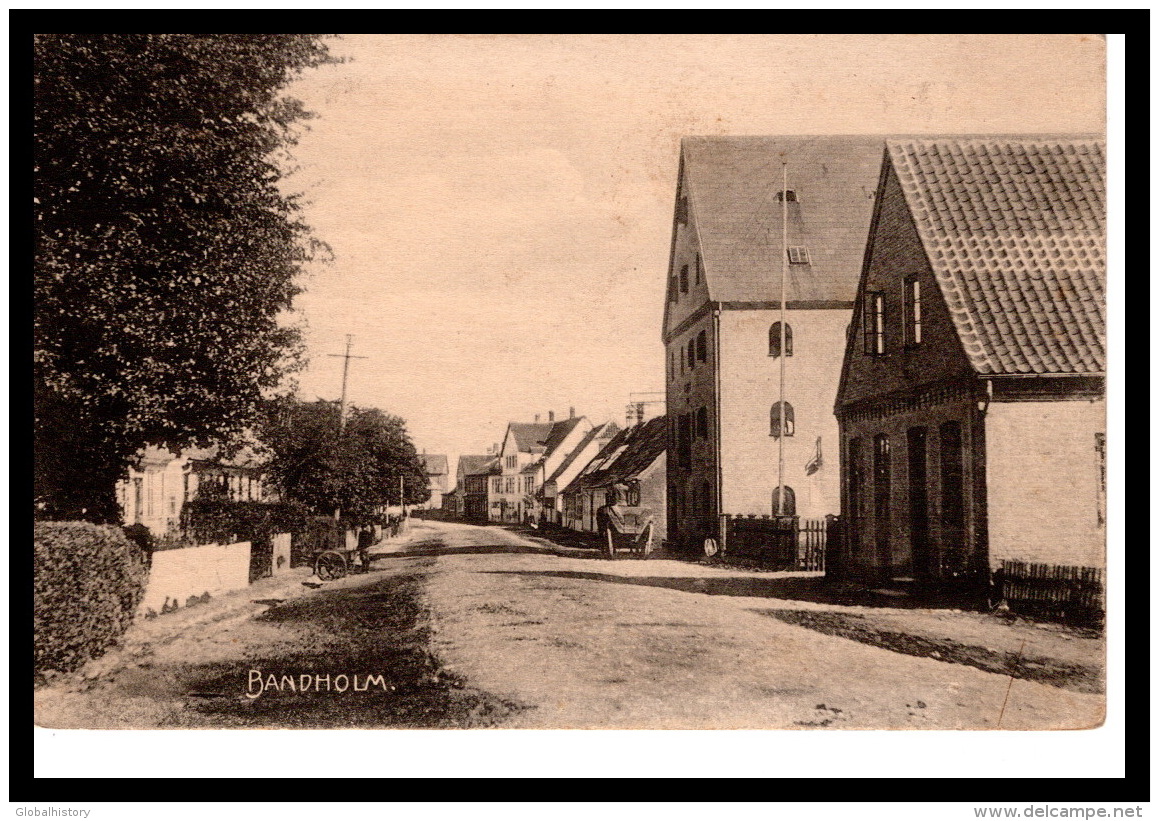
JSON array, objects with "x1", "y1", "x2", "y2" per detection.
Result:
[
  {"x1": 985, "y1": 400, "x2": 1105, "y2": 570},
  {"x1": 139, "y1": 541, "x2": 251, "y2": 615},
  {"x1": 718, "y1": 308, "x2": 848, "y2": 519}
]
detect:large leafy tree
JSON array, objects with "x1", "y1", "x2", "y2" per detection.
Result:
[
  {"x1": 260, "y1": 399, "x2": 430, "y2": 520},
  {"x1": 34, "y1": 34, "x2": 337, "y2": 521}
]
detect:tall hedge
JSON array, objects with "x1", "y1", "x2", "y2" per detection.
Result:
[{"x1": 34, "y1": 522, "x2": 148, "y2": 676}]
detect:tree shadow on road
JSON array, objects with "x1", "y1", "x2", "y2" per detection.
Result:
[
  {"x1": 374, "y1": 539, "x2": 602, "y2": 562},
  {"x1": 481, "y1": 569, "x2": 983, "y2": 610}
]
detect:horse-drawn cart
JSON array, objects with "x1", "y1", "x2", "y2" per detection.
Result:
[{"x1": 600, "y1": 507, "x2": 656, "y2": 559}]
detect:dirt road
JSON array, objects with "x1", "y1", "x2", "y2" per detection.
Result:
[{"x1": 35, "y1": 519, "x2": 1103, "y2": 730}]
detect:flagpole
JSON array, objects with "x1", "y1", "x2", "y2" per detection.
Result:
[{"x1": 777, "y1": 162, "x2": 787, "y2": 516}]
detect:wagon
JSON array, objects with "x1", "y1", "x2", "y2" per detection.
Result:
[
  {"x1": 312, "y1": 526, "x2": 381, "y2": 580},
  {"x1": 600, "y1": 508, "x2": 656, "y2": 559}
]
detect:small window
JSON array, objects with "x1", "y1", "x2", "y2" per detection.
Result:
[
  {"x1": 676, "y1": 196, "x2": 688, "y2": 226},
  {"x1": 695, "y1": 253, "x2": 702, "y2": 285},
  {"x1": 696, "y1": 407, "x2": 708, "y2": 439},
  {"x1": 904, "y1": 276, "x2": 922, "y2": 346},
  {"x1": 769, "y1": 322, "x2": 793, "y2": 358},
  {"x1": 680, "y1": 344, "x2": 686, "y2": 374},
  {"x1": 771, "y1": 486, "x2": 796, "y2": 516},
  {"x1": 626, "y1": 481, "x2": 641, "y2": 507},
  {"x1": 787, "y1": 246, "x2": 810, "y2": 264},
  {"x1": 696, "y1": 330, "x2": 707, "y2": 362},
  {"x1": 669, "y1": 277, "x2": 678, "y2": 303},
  {"x1": 680, "y1": 264, "x2": 689, "y2": 294},
  {"x1": 776, "y1": 190, "x2": 797, "y2": 203},
  {"x1": 770, "y1": 401, "x2": 795, "y2": 438},
  {"x1": 687, "y1": 342, "x2": 696, "y2": 371},
  {"x1": 864, "y1": 291, "x2": 885, "y2": 355}
]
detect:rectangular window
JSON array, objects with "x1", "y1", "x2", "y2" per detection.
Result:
[
  {"x1": 904, "y1": 276, "x2": 922, "y2": 346},
  {"x1": 864, "y1": 291, "x2": 885, "y2": 355},
  {"x1": 506, "y1": 478, "x2": 515, "y2": 494},
  {"x1": 787, "y1": 246, "x2": 810, "y2": 264}
]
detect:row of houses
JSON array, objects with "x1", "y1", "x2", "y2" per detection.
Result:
[
  {"x1": 445, "y1": 407, "x2": 670, "y2": 544},
  {"x1": 662, "y1": 134, "x2": 1105, "y2": 587}
]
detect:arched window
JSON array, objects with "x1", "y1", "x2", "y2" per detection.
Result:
[
  {"x1": 687, "y1": 341, "x2": 696, "y2": 371},
  {"x1": 697, "y1": 329, "x2": 707, "y2": 362},
  {"x1": 680, "y1": 264, "x2": 689, "y2": 293},
  {"x1": 696, "y1": 406, "x2": 708, "y2": 438},
  {"x1": 695, "y1": 253, "x2": 702, "y2": 284},
  {"x1": 770, "y1": 401, "x2": 795, "y2": 438},
  {"x1": 771, "y1": 485, "x2": 796, "y2": 516},
  {"x1": 769, "y1": 322, "x2": 793, "y2": 357},
  {"x1": 680, "y1": 344, "x2": 685, "y2": 374}
]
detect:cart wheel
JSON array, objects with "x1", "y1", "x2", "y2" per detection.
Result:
[
  {"x1": 604, "y1": 528, "x2": 616, "y2": 559},
  {"x1": 703, "y1": 538, "x2": 719, "y2": 558},
  {"x1": 315, "y1": 551, "x2": 347, "y2": 581}
]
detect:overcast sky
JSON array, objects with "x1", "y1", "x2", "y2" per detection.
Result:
[{"x1": 279, "y1": 34, "x2": 1105, "y2": 473}]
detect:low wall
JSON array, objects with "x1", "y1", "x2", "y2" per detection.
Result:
[
  {"x1": 271, "y1": 532, "x2": 292, "y2": 575},
  {"x1": 139, "y1": 541, "x2": 251, "y2": 615}
]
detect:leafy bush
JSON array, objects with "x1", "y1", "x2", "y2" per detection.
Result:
[
  {"x1": 34, "y1": 521, "x2": 148, "y2": 676},
  {"x1": 179, "y1": 499, "x2": 309, "y2": 547}
]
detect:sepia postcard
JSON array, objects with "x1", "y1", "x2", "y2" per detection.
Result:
[{"x1": 34, "y1": 33, "x2": 1112, "y2": 764}]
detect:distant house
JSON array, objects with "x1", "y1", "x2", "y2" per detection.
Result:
[
  {"x1": 537, "y1": 421, "x2": 620, "y2": 525},
  {"x1": 117, "y1": 444, "x2": 270, "y2": 538},
  {"x1": 419, "y1": 453, "x2": 449, "y2": 509},
  {"x1": 663, "y1": 136, "x2": 886, "y2": 552},
  {"x1": 441, "y1": 488, "x2": 460, "y2": 517},
  {"x1": 561, "y1": 415, "x2": 667, "y2": 543},
  {"x1": 488, "y1": 411, "x2": 591, "y2": 524},
  {"x1": 456, "y1": 454, "x2": 498, "y2": 521},
  {"x1": 834, "y1": 136, "x2": 1105, "y2": 585}
]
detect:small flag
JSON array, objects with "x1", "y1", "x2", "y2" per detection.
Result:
[{"x1": 805, "y1": 436, "x2": 823, "y2": 476}]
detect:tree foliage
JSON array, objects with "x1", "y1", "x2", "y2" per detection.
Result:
[
  {"x1": 34, "y1": 34, "x2": 337, "y2": 521},
  {"x1": 260, "y1": 399, "x2": 430, "y2": 521}
]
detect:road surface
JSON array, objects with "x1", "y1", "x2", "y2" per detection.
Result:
[{"x1": 35, "y1": 519, "x2": 1103, "y2": 730}]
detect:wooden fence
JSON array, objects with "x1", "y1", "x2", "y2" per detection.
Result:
[
  {"x1": 1000, "y1": 561, "x2": 1104, "y2": 622},
  {"x1": 720, "y1": 515, "x2": 833, "y2": 571}
]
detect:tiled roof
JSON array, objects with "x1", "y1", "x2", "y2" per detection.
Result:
[
  {"x1": 420, "y1": 454, "x2": 448, "y2": 476},
  {"x1": 681, "y1": 136, "x2": 886, "y2": 304},
  {"x1": 457, "y1": 454, "x2": 496, "y2": 477},
  {"x1": 563, "y1": 416, "x2": 667, "y2": 493},
  {"x1": 508, "y1": 422, "x2": 554, "y2": 453},
  {"x1": 888, "y1": 137, "x2": 1105, "y2": 375}
]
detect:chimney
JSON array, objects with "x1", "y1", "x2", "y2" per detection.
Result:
[
  {"x1": 569, "y1": 406, "x2": 575, "y2": 419},
  {"x1": 534, "y1": 414, "x2": 540, "y2": 423},
  {"x1": 492, "y1": 443, "x2": 499, "y2": 454},
  {"x1": 548, "y1": 410, "x2": 554, "y2": 422}
]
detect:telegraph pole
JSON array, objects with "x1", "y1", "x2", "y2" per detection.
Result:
[
  {"x1": 327, "y1": 335, "x2": 367, "y2": 521},
  {"x1": 328, "y1": 334, "x2": 367, "y2": 433}
]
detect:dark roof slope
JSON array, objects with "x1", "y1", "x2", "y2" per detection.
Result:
[
  {"x1": 420, "y1": 454, "x2": 448, "y2": 476},
  {"x1": 564, "y1": 416, "x2": 666, "y2": 493},
  {"x1": 541, "y1": 416, "x2": 585, "y2": 456},
  {"x1": 508, "y1": 422, "x2": 554, "y2": 453},
  {"x1": 681, "y1": 135, "x2": 886, "y2": 304},
  {"x1": 887, "y1": 137, "x2": 1105, "y2": 375}
]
